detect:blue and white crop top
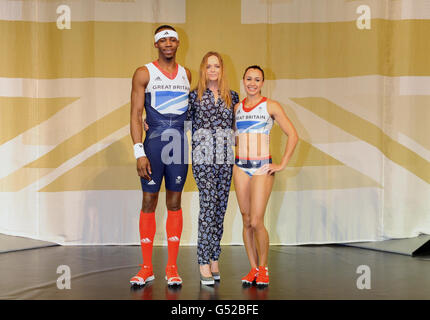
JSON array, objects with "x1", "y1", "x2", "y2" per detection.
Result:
[
  {"x1": 235, "y1": 97, "x2": 273, "y2": 135},
  {"x1": 144, "y1": 61, "x2": 190, "y2": 135}
]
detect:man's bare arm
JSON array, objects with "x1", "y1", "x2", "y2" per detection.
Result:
[
  {"x1": 130, "y1": 67, "x2": 153, "y2": 180},
  {"x1": 130, "y1": 66, "x2": 149, "y2": 144},
  {"x1": 185, "y1": 67, "x2": 192, "y2": 86}
]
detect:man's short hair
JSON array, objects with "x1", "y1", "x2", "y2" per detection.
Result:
[{"x1": 154, "y1": 25, "x2": 176, "y2": 34}]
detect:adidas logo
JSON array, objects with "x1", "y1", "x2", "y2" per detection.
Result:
[
  {"x1": 141, "y1": 238, "x2": 152, "y2": 244},
  {"x1": 148, "y1": 180, "x2": 156, "y2": 185},
  {"x1": 154, "y1": 76, "x2": 162, "y2": 82},
  {"x1": 168, "y1": 236, "x2": 180, "y2": 242},
  {"x1": 164, "y1": 31, "x2": 169, "y2": 35},
  {"x1": 175, "y1": 176, "x2": 182, "y2": 184}
]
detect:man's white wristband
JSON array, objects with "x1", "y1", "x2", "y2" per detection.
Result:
[{"x1": 134, "y1": 143, "x2": 146, "y2": 159}]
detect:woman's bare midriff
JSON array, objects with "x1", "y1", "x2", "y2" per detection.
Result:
[{"x1": 235, "y1": 133, "x2": 270, "y2": 158}]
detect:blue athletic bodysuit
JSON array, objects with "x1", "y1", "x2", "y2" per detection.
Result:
[{"x1": 141, "y1": 61, "x2": 190, "y2": 193}]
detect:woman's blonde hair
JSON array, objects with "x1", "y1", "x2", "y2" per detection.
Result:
[{"x1": 196, "y1": 51, "x2": 232, "y2": 108}]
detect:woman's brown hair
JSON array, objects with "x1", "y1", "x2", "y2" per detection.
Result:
[{"x1": 196, "y1": 51, "x2": 232, "y2": 108}]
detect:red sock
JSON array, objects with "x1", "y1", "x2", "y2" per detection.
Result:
[
  {"x1": 139, "y1": 211, "x2": 156, "y2": 268},
  {"x1": 166, "y1": 208, "x2": 183, "y2": 266}
]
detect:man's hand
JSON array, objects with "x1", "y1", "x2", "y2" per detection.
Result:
[{"x1": 137, "y1": 157, "x2": 152, "y2": 181}]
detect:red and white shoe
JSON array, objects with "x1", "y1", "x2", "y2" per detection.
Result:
[
  {"x1": 130, "y1": 265, "x2": 155, "y2": 286},
  {"x1": 256, "y1": 266, "x2": 269, "y2": 286},
  {"x1": 165, "y1": 265, "x2": 182, "y2": 286},
  {"x1": 241, "y1": 267, "x2": 259, "y2": 285}
]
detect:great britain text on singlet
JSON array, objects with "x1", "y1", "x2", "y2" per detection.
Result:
[{"x1": 152, "y1": 84, "x2": 190, "y2": 90}]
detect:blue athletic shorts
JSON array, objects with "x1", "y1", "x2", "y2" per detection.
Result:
[{"x1": 140, "y1": 129, "x2": 189, "y2": 193}]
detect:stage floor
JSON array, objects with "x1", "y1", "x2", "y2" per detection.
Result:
[{"x1": 1, "y1": 245, "x2": 429, "y2": 300}]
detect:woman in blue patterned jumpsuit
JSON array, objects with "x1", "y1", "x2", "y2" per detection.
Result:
[{"x1": 187, "y1": 52, "x2": 239, "y2": 284}]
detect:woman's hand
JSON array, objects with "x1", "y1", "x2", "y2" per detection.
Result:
[
  {"x1": 260, "y1": 163, "x2": 286, "y2": 175},
  {"x1": 143, "y1": 118, "x2": 149, "y2": 131}
]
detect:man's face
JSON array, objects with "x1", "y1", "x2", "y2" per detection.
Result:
[{"x1": 155, "y1": 31, "x2": 179, "y2": 59}]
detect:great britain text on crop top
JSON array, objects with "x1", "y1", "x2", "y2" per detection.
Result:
[{"x1": 236, "y1": 114, "x2": 266, "y2": 120}]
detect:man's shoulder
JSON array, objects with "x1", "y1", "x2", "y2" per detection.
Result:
[
  {"x1": 134, "y1": 65, "x2": 149, "y2": 76},
  {"x1": 178, "y1": 62, "x2": 188, "y2": 69},
  {"x1": 181, "y1": 65, "x2": 191, "y2": 76},
  {"x1": 132, "y1": 66, "x2": 150, "y2": 87},
  {"x1": 178, "y1": 63, "x2": 189, "y2": 72}
]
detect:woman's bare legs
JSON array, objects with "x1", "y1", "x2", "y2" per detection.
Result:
[
  {"x1": 233, "y1": 165, "x2": 258, "y2": 269},
  {"x1": 249, "y1": 173, "x2": 274, "y2": 267}
]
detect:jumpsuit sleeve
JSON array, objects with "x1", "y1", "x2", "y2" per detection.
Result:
[
  {"x1": 186, "y1": 91, "x2": 196, "y2": 122},
  {"x1": 231, "y1": 91, "x2": 239, "y2": 127},
  {"x1": 231, "y1": 90, "x2": 239, "y2": 146}
]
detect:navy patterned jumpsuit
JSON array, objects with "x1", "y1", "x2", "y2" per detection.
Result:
[{"x1": 187, "y1": 89, "x2": 239, "y2": 265}]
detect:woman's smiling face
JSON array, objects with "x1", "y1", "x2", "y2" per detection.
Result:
[{"x1": 243, "y1": 68, "x2": 264, "y2": 96}]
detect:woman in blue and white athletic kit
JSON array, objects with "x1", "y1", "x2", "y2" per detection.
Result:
[{"x1": 233, "y1": 65, "x2": 298, "y2": 287}]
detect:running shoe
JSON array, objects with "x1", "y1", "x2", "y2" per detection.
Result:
[
  {"x1": 241, "y1": 267, "x2": 259, "y2": 285},
  {"x1": 165, "y1": 264, "x2": 182, "y2": 286},
  {"x1": 130, "y1": 265, "x2": 155, "y2": 286},
  {"x1": 256, "y1": 266, "x2": 269, "y2": 286}
]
